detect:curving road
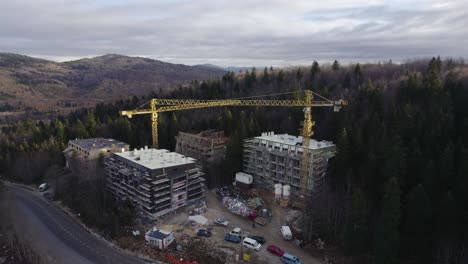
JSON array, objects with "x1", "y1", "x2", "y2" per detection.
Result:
[{"x1": 0, "y1": 184, "x2": 149, "y2": 264}]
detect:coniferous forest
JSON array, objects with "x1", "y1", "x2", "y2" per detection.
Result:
[{"x1": 1, "y1": 57, "x2": 468, "y2": 263}]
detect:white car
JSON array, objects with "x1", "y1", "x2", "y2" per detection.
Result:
[
  {"x1": 214, "y1": 217, "x2": 229, "y2": 226},
  {"x1": 39, "y1": 183, "x2": 49, "y2": 192},
  {"x1": 229, "y1": 227, "x2": 242, "y2": 237}
]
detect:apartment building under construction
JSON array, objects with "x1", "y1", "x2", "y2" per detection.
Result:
[
  {"x1": 243, "y1": 132, "x2": 336, "y2": 194},
  {"x1": 105, "y1": 148, "x2": 205, "y2": 219},
  {"x1": 175, "y1": 130, "x2": 227, "y2": 165}
]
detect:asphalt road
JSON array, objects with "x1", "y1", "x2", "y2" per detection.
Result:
[{"x1": 0, "y1": 184, "x2": 149, "y2": 264}]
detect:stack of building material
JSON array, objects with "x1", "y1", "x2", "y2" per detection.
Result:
[{"x1": 247, "y1": 197, "x2": 264, "y2": 208}]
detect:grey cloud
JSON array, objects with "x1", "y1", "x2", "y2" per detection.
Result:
[{"x1": 0, "y1": 0, "x2": 466, "y2": 66}]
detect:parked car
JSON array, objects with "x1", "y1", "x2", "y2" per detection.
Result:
[
  {"x1": 267, "y1": 245, "x2": 285, "y2": 256},
  {"x1": 281, "y1": 253, "x2": 301, "y2": 264},
  {"x1": 38, "y1": 183, "x2": 49, "y2": 192},
  {"x1": 197, "y1": 229, "x2": 212, "y2": 237},
  {"x1": 224, "y1": 234, "x2": 241, "y2": 243},
  {"x1": 248, "y1": 235, "x2": 266, "y2": 244},
  {"x1": 243, "y1": 237, "x2": 262, "y2": 251},
  {"x1": 214, "y1": 217, "x2": 229, "y2": 226},
  {"x1": 280, "y1": 225, "x2": 292, "y2": 240},
  {"x1": 229, "y1": 227, "x2": 242, "y2": 237}
]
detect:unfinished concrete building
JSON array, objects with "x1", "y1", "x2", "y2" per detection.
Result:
[
  {"x1": 243, "y1": 132, "x2": 336, "y2": 194},
  {"x1": 175, "y1": 130, "x2": 227, "y2": 165},
  {"x1": 63, "y1": 138, "x2": 130, "y2": 180},
  {"x1": 64, "y1": 138, "x2": 130, "y2": 160},
  {"x1": 105, "y1": 148, "x2": 205, "y2": 219}
]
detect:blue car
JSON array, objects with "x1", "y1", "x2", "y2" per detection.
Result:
[
  {"x1": 224, "y1": 234, "x2": 241, "y2": 243},
  {"x1": 281, "y1": 253, "x2": 302, "y2": 264}
]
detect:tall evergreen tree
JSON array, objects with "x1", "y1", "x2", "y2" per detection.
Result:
[
  {"x1": 262, "y1": 67, "x2": 269, "y2": 83},
  {"x1": 332, "y1": 60, "x2": 340, "y2": 71},
  {"x1": 251, "y1": 67, "x2": 257, "y2": 83},
  {"x1": 296, "y1": 68, "x2": 303, "y2": 80},
  {"x1": 74, "y1": 119, "x2": 89, "y2": 139},
  {"x1": 277, "y1": 70, "x2": 284, "y2": 83},
  {"x1": 404, "y1": 184, "x2": 432, "y2": 260},
  {"x1": 344, "y1": 189, "x2": 369, "y2": 256},
  {"x1": 55, "y1": 120, "x2": 65, "y2": 145},
  {"x1": 311, "y1": 61, "x2": 320, "y2": 78},
  {"x1": 376, "y1": 177, "x2": 401, "y2": 264},
  {"x1": 354, "y1": 63, "x2": 363, "y2": 85},
  {"x1": 424, "y1": 57, "x2": 442, "y2": 94}
]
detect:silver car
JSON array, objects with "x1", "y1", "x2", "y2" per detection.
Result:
[{"x1": 214, "y1": 217, "x2": 229, "y2": 226}]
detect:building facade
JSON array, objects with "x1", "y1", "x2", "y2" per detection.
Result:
[
  {"x1": 105, "y1": 148, "x2": 205, "y2": 219},
  {"x1": 243, "y1": 132, "x2": 336, "y2": 194},
  {"x1": 175, "y1": 130, "x2": 227, "y2": 165}
]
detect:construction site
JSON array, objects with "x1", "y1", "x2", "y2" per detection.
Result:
[{"x1": 100, "y1": 90, "x2": 348, "y2": 264}]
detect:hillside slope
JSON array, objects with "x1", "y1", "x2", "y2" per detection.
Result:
[{"x1": 0, "y1": 53, "x2": 224, "y2": 108}]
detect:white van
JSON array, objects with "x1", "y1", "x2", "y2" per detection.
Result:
[
  {"x1": 39, "y1": 183, "x2": 49, "y2": 192},
  {"x1": 243, "y1": 237, "x2": 261, "y2": 251},
  {"x1": 280, "y1": 226, "x2": 292, "y2": 240}
]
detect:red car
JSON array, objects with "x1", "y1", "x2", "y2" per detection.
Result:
[{"x1": 267, "y1": 245, "x2": 284, "y2": 256}]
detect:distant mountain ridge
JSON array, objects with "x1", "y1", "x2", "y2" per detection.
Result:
[
  {"x1": 0, "y1": 53, "x2": 224, "y2": 107},
  {"x1": 195, "y1": 63, "x2": 260, "y2": 73}
]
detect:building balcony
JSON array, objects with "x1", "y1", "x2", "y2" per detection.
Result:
[
  {"x1": 153, "y1": 190, "x2": 171, "y2": 198},
  {"x1": 152, "y1": 178, "x2": 170, "y2": 185},
  {"x1": 140, "y1": 184, "x2": 151, "y2": 191},
  {"x1": 188, "y1": 178, "x2": 202, "y2": 185},
  {"x1": 154, "y1": 185, "x2": 170, "y2": 192},
  {"x1": 188, "y1": 183, "x2": 204, "y2": 191},
  {"x1": 154, "y1": 196, "x2": 171, "y2": 204}
]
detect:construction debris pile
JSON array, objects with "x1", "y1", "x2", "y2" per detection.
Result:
[
  {"x1": 222, "y1": 197, "x2": 251, "y2": 216},
  {"x1": 188, "y1": 200, "x2": 207, "y2": 215},
  {"x1": 216, "y1": 186, "x2": 269, "y2": 220}
]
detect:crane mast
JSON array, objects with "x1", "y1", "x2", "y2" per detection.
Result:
[{"x1": 120, "y1": 90, "x2": 347, "y2": 197}]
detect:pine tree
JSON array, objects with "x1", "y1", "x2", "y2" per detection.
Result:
[
  {"x1": 344, "y1": 188, "x2": 369, "y2": 255},
  {"x1": 251, "y1": 67, "x2": 257, "y2": 83},
  {"x1": 74, "y1": 119, "x2": 89, "y2": 139},
  {"x1": 296, "y1": 68, "x2": 303, "y2": 80},
  {"x1": 437, "y1": 191, "x2": 457, "y2": 239},
  {"x1": 277, "y1": 70, "x2": 284, "y2": 83},
  {"x1": 55, "y1": 120, "x2": 65, "y2": 145},
  {"x1": 262, "y1": 67, "x2": 269, "y2": 83},
  {"x1": 424, "y1": 57, "x2": 442, "y2": 93},
  {"x1": 354, "y1": 63, "x2": 363, "y2": 85},
  {"x1": 86, "y1": 111, "x2": 97, "y2": 137},
  {"x1": 404, "y1": 184, "x2": 432, "y2": 260},
  {"x1": 311, "y1": 61, "x2": 320, "y2": 78},
  {"x1": 332, "y1": 60, "x2": 340, "y2": 71},
  {"x1": 376, "y1": 177, "x2": 401, "y2": 264}
]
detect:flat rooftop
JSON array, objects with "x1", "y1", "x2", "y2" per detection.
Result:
[
  {"x1": 114, "y1": 148, "x2": 196, "y2": 170},
  {"x1": 69, "y1": 138, "x2": 128, "y2": 151},
  {"x1": 254, "y1": 132, "x2": 335, "y2": 150}
]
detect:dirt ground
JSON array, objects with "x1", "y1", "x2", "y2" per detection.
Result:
[{"x1": 162, "y1": 189, "x2": 324, "y2": 264}]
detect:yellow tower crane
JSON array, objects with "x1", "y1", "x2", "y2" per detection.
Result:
[{"x1": 120, "y1": 90, "x2": 347, "y2": 196}]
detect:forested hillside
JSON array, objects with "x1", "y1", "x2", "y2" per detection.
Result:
[
  {"x1": 1, "y1": 58, "x2": 467, "y2": 263},
  {"x1": 0, "y1": 53, "x2": 224, "y2": 114}
]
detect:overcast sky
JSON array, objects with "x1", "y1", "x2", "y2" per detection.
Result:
[{"x1": 0, "y1": 0, "x2": 466, "y2": 66}]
